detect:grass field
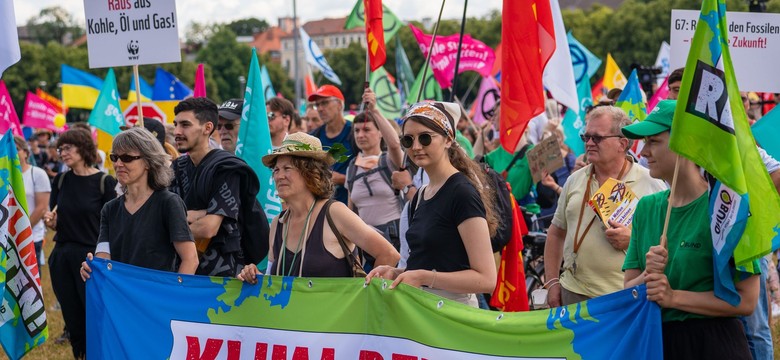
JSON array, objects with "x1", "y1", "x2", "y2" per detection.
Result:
[{"x1": 4, "y1": 237, "x2": 780, "y2": 359}]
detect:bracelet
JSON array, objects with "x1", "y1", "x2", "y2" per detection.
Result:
[
  {"x1": 547, "y1": 282, "x2": 560, "y2": 290},
  {"x1": 543, "y1": 277, "x2": 559, "y2": 288},
  {"x1": 555, "y1": 186, "x2": 563, "y2": 194},
  {"x1": 430, "y1": 269, "x2": 437, "y2": 289}
]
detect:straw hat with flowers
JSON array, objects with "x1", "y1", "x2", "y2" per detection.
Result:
[{"x1": 261, "y1": 132, "x2": 339, "y2": 167}]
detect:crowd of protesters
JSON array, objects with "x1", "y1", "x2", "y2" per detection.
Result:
[{"x1": 18, "y1": 67, "x2": 780, "y2": 359}]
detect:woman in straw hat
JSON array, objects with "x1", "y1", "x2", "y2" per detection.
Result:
[
  {"x1": 366, "y1": 101, "x2": 499, "y2": 307},
  {"x1": 238, "y1": 132, "x2": 399, "y2": 280}
]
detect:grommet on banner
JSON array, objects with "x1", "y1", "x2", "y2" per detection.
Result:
[
  {"x1": 496, "y1": 313, "x2": 504, "y2": 321},
  {"x1": 362, "y1": 281, "x2": 368, "y2": 289},
  {"x1": 308, "y1": 280, "x2": 313, "y2": 288},
  {"x1": 382, "y1": 281, "x2": 388, "y2": 290},
  {"x1": 437, "y1": 300, "x2": 444, "y2": 309},
  {"x1": 177, "y1": 276, "x2": 182, "y2": 284},
  {"x1": 632, "y1": 289, "x2": 638, "y2": 299},
  {"x1": 560, "y1": 307, "x2": 567, "y2": 317},
  {"x1": 106, "y1": 263, "x2": 112, "y2": 271}
]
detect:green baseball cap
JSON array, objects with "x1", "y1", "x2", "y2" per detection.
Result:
[{"x1": 621, "y1": 100, "x2": 676, "y2": 139}]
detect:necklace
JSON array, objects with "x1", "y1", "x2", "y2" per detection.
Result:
[{"x1": 278, "y1": 200, "x2": 316, "y2": 277}]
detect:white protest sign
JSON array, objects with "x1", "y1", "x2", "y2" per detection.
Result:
[
  {"x1": 84, "y1": 0, "x2": 181, "y2": 68},
  {"x1": 670, "y1": 10, "x2": 780, "y2": 93}
]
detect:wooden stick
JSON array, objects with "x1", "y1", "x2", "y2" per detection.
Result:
[
  {"x1": 133, "y1": 65, "x2": 144, "y2": 128},
  {"x1": 659, "y1": 154, "x2": 681, "y2": 248},
  {"x1": 51, "y1": 205, "x2": 58, "y2": 214}
]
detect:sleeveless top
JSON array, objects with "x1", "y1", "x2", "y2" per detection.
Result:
[{"x1": 272, "y1": 206, "x2": 355, "y2": 277}]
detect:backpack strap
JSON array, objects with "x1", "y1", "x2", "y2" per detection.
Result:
[
  {"x1": 99, "y1": 172, "x2": 109, "y2": 195},
  {"x1": 57, "y1": 170, "x2": 70, "y2": 190},
  {"x1": 323, "y1": 200, "x2": 365, "y2": 276},
  {"x1": 407, "y1": 184, "x2": 427, "y2": 224},
  {"x1": 346, "y1": 157, "x2": 358, "y2": 193},
  {"x1": 502, "y1": 144, "x2": 531, "y2": 178}
]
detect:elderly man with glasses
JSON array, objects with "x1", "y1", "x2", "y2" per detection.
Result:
[
  {"x1": 308, "y1": 85, "x2": 355, "y2": 204},
  {"x1": 543, "y1": 105, "x2": 666, "y2": 307},
  {"x1": 217, "y1": 99, "x2": 244, "y2": 154}
]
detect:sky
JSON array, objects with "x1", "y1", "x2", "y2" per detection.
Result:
[{"x1": 14, "y1": 0, "x2": 502, "y2": 36}]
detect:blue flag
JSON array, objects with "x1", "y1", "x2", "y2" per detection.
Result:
[
  {"x1": 0, "y1": 130, "x2": 48, "y2": 359},
  {"x1": 87, "y1": 68, "x2": 125, "y2": 136},
  {"x1": 615, "y1": 69, "x2": 647, "y2": 123},
  {"x1": 152, "y1": 67, "x2": 193, "y2": 101},
  {"x1": 236, "y1": 48, "x2": 282, "y2": 222},
  {"x1": 260, "y1": 65, "x2": 276, "y2": 101},
  {"x1": 562, "y1": 33, "x2": 602, "y2": 156}
]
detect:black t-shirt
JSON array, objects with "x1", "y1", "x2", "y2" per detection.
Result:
[
  {"x1": 170, "y1": 150, "x2": 242, "y2": 277},
  {"x1": 98, "y1": 190, "x2": 193, "y2": 272},
  {"x1": 50, "y1": 171, "x2": 118, "y2": 247},
  {"x1": 406, "y1": 172, "x2": 487, "y2": 272}
]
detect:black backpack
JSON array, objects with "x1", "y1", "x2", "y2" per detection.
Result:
[{"x1": 482, "y1": 164, "x2": 515, "y2": 253}]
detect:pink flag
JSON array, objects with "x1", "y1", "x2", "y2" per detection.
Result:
[
  {"x1": 23, "y1": 91, "x2": 66, "y2": 133},
  {"x1": 0, "y1": 80, "x2": 22, "y2": 137},
  {"x1": 648, "y1": 75, "x2": 669, "y2": 111},
  {"x1": 194, "y1": 63, "x2": 206, "y2": 98},
  {"x1": 472, "y1": 76, "x2": 500, "y2": 124},
  {"x1": 409, "y1": 24, "x2": 495, "y2": 89}
]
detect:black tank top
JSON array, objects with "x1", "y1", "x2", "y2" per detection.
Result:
[{"x1": 272, "y1": 204, "x2": 354, "y2": 277}]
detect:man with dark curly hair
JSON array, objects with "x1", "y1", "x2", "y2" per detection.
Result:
[{"x1": 170, "y1": 97, "x2": 269, "y2": 276}]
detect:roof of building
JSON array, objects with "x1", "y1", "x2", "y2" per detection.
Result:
[
  {"x1": 281, "y1": 17, "x2": 364, "y2": 39},
  {"x1": 249, "y1": 26, "x2": 290, "y2": 53}
]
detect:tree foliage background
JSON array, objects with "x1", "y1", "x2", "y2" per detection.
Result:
[{"x1": 3, "y1": 1, "x2": 777, "y2": 118}]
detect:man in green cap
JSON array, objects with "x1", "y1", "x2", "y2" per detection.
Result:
[{"x1": 622, "y1": 100, "x2": 759, "y2": 359}]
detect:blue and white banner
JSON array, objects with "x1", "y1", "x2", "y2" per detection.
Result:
[{"x1": 299, "y1": 27, "x2": 342, "y2": 85}]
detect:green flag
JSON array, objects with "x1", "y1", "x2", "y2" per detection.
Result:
[
  {"x1": 407, "y1": 65, "x2": 443, "y2": 106},
  {"x1": 87, "y1": 68, "x2": 124, "y2": 136},
  {"x1": 344, "y1": 0, "x2": 403, "y2": 43},
  {"x1": 395, "y1": 36, "x2": 415, "y2": 104},
  {"x1": 669, "y1": 0, "x2": 780, "y2": 267},
  {"x1": 369, "y1": 66, "x2": 402, "y2": 120}
]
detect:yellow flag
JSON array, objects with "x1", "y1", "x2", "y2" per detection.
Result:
[{"x1": 603, "y1": 53, "x2": 627, "y2": 90}]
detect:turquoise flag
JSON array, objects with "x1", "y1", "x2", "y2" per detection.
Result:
[
  {"x1": 562, "y1": 33, "x2": 602, "y2": 156},
  {"x1": 751, "y1": 106, "x2": 780, "y2": 160},
  {"x1": 87, "y1": 68, "x2": 124, "y2": 136},
  {"x1": 236, "y1": 49, "x2": 282, "y2": 222},
  {"x1": 395, "y1": 37, "x2": 415, "y2": 105},
  {"x1": 0, "y1": 131, "x2": 48, "y2": 359},
  {"x1": 260, "y1": 65, "x2": 276, "y2": 101},
  {"x1": 615, "y1": 69, "x2": 647, "y2": 123}
]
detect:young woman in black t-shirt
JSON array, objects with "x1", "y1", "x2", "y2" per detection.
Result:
[{"x1": 366, "y1": 102, "x2": 499, "y2": 307}]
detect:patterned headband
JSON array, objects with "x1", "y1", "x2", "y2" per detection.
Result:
[{"x1": 404, "y1": 102, "x2": 455, "y2": 139}]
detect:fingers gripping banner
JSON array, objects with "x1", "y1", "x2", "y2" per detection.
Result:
[{"x1": 86, "y1": 258, "x2": 662, "y2": 359}]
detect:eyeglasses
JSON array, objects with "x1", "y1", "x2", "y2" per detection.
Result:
[
  {"x1": 109, "y1": 154, "x2": 143, "y2": 163},
  {"x1": 217, "y1": 123, "x2": 236, "y2": 131},
  {"x1": 400, "y1": 133, "x2": 435, "y2": 148},
  {"x1": 57, "y1": 145, "x2": 74, "y2": 154},
  {"x1": 312, "y1": 99, "x2": 336, "y2": 109},
  {"x1": 267, "y1": 112, "x2": 278, "y2": 120},
  {"x1": 580, "y1": 134, "x2": 623, "y2": 144}
]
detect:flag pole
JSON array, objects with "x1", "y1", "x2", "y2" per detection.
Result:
[
  {"x1": 416, "y1": 0, "x2": 447, "y2": 103},
  {"x1": 449, "y1": 0, "x2": 468, "y2": 102},
  {"x1": 659, "y1": 154, "x2": 681, "y2": 248},
  {"x1": 132, "y1": 65, "x2": 144, "y2": 128}
]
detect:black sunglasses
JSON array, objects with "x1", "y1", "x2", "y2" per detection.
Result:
[
  {"x1": 217, "y1": 123, "x2": 236, "y2": 131},
  {"x1": 401, "y1": 134, "x2": 433, "y2": 148},
  {"x1": 580, "y1": 134, "x2": 623, "y2": 144},
  {"x1": 109, "y1": 154, "x2": 143, "y2": 163}
]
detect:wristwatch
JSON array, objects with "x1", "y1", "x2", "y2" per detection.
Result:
[{"x1": 402, "y1": 184, "x2": 416, "y2": 196}]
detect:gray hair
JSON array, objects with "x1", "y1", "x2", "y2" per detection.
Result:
[
  {"x1": 586, "y1": 106, "x2": 634, "y2": 152},
  {"x1": 112, "y1": 127, "x2": 173, "y2": 191}
]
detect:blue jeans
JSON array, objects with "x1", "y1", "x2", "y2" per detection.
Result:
[{"x1": 740, "y1": 257, "x2": 773, "y2": 360}]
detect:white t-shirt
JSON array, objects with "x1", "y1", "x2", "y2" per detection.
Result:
[
  {"x1": 23, "y1": 166, "x2": 52, "y2": 242},
  {"x1": 759, "y1": 147, "x2": 780, "y2": 174}
]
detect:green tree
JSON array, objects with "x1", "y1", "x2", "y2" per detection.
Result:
[
  {"x1": 25, "y1": 6, "x2": 84, "y2": 45},
  {"x1": 323, "y1": 42, "x2": 367, "y2": 107},
  {"x1": 196, "y1": 27, "x2": 252, "y2": 101},
  {"x1": 227, "y1": 18, "x2": 270, "y2": 36},
  {"x1": 259, "y1": 54, "x2": 295, "y2": 101}
]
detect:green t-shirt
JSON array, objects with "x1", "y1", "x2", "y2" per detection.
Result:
[
  {"x1": 623, "y1": 189, "x2": 758, "y2": 322},
  {"x1": 455, "y1": 130, "x2": 474, "y2": 159},
  {"x1": 484, "y1": 145, "x2": 533, "y2": 203}
]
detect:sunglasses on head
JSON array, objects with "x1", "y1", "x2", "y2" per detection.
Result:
[
  {"x1": 217, "y1": 123, "x2": 236, "y2": 131},
  {"x1": 400, "y1": 133, "x2": 434, "y2": 148},
  {"x1": 109, "y1": 154, "x2": 143, "y2": 163},
  {"x1": 580, "y1": 134, "x2": 623, "y2": 144}
]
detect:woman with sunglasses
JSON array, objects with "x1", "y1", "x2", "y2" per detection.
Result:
[
  {"x1": 80, "y1": 127, "x2": 198, "y2": 280},
  {"x1": 43, "y1": 128, "x2": 117, "y2": 360},
  {"x1": 366, "y1": 102, "x2": 499, "y2": 307},
  {"x1": 346, "y1": 89, "x2": 404, "y2": 256}
]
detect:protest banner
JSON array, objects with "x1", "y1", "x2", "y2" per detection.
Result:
[
  {"x1": 0, "y1": 81, "x2": 22, "y2": 137},
  {"x1": 670, "y1": 10, "x2": 780, "y2": 93},
  {"x1": 83, "y1": 0, "x2": 181, "y2": 68},
  {"x1": 409, "y1": 24, "x2": 495, "y2": 89},
  {"x1": 526, "y1": 135, "x2": 564, "y2": 183},
  {"x1": 86, "y1": 257, "x2": 662, "y2": 359},
  {"x1": 22, "y1": 91, "x2": 67, "y2": 133},
  {"x1": 589, "y1": 178, "x2": 639, "y2": 229}
]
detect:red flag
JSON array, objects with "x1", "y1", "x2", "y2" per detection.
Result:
[
  {"x1": 500, "y1": 0, "x2": 555, "y2": 153},
  {"x1": 304, "y1": 65, "x2": 317, "y2": 99},
  {"x1": 490, "y1": 193, "x2": 530, "y2": 312},
  {"x1": 36, "y1": 88, "x2": 68, "y2": 114},
  {"x1": 364, "y1": 0, "x2": 386, "y2": 71},
  {"x1": 591, "y1": 78, "x2": 606, "y2": 102},
  {"x1": 194, "y1": 63, "x2": 206, "y2": 98}
]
